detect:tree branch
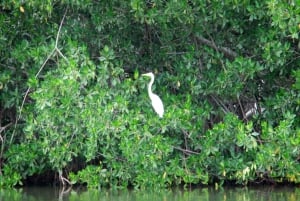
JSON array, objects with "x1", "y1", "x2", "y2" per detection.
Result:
[
  {"x1": 196, "y1": 36, "x2": 238, "y2": 59},
  {"x1": 10, "y1": 8, "x2": 69, "y2": 145},
  {"x1": 173, "y1": 146, "x2": 200, "y2": 155}
]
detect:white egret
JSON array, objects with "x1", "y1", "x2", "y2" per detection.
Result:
[{"x1": 142, "y1": 72, "x2": 164, "y2": 118}]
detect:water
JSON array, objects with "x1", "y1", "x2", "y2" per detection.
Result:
[{"x1": 0, "y1": 186, "x2": 299, "y2": 201}]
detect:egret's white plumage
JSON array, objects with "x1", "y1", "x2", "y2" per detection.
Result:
[{"x1": 142, "y1": 72, "x2": 164, "y2": 118}]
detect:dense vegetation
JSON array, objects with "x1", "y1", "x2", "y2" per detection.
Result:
[{"x1": 0, "y1": 0, "x2": 299, "y2": 188}]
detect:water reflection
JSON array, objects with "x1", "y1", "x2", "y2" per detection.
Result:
[{"x1": 0, "y1": 186, "x2": 299, "y2": 201}]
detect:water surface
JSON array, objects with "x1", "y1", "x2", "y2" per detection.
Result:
[{"x1": 0, "y1": 186, "x2": 299, "y2": 201}]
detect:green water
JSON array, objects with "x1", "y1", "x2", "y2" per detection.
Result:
[{"x1": 0, "y1": 186, "x2": 299, "y2": 201}]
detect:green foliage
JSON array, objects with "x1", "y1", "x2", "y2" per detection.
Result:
[
  {"x1": 257, "y1": 113, "x2": 300, "y2": 183},
  {"x1": 198, "y1": 113, "x2": 258, "y2": 184},
  {"x1": 0, "y1": 0, "x2": 299, "y2": 188},
  {"x1": 69, "y1": 165, "x2": 107, "y2": 189}
]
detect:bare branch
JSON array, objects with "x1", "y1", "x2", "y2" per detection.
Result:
[
  {"x1": 60, "y1": 175, "x2": 72, "y2": 186},
  {"x1": 237, "y1": 95, "x2": 246, "y2": 120},
  {"x1": 0, "y1": 123, "x2": 12, "y2": 160},
  {"x1": 56, "y1": 48, "x2": 68, "y2": 62},
  {"x1": 0, "y1": 123, "x2": 12, "y2": 135},
  {"x1": 55, "y1": 9, "x2": 68, "y2": 48},
  {"x1": 210, "y1": 95, "x2": 230, "y2": 114},
  {"x1": 173, "y1": 146, "x2": 200, "y2": 155},
  {"x1": 10, "y1": 8, "x2": 69, "y2": 145},
  {"x1": 58, "y1": 170, "x2": 72, "y2": 187},
  {"x1": 196, "y1": 36, "x2": 238, "y2": 59}
]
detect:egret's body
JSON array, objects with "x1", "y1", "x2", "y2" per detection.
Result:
[{"x1": 142, "y1": 72, "x2": 164, "y2": 118}]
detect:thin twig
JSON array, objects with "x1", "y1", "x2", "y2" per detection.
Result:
[
  {"x1": 56, "y1": 48, "x2": 68, "y2": 62},
  {"x1": 55, "y1": 10, "x2": 67, "y2": 48},
  {"x1": 10, "y1": 8, "x2": 69, "y2": 145},
  {"x1": 1, "y1": 123, "x2": 12, "y2": 145},
  {"x1": 173, "y1": 146, "x2": 200, "y2": 155},
  {"x1": 34, "y1": 49, "x2": 56, "y2": 77},
  {"x1": 0, "y1": 123, "x2": 12, "y2": 135},
  {"x1": 0, "y1": 123, "x2": 13, "y2": 161}
]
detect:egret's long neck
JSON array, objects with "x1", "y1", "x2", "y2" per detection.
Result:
[{"x1": 148, "y1": 75, "x2": 154, "y2": 97}]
